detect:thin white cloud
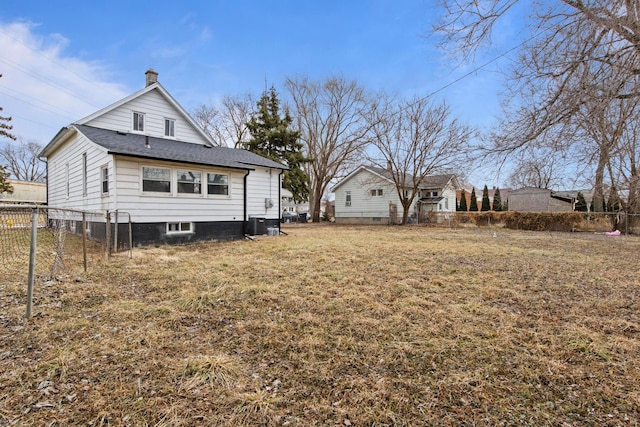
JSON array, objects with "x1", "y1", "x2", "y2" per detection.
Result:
[{"x1": 0, "y1": 21, "x2": 129, "y2": 144}]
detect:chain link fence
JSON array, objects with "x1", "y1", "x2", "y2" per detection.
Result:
[{"x1": 1, "y1": 205, "x2": 132, "y2": 318}]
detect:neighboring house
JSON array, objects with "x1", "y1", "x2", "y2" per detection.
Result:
[
  {"x1": 508, "y1": 187, "x2": 575, "y2": 212},
  {"x1": 281, "y1": 187, "x2": 309, "y2": 214},
  {"x1": 39, "y1": 69, "x2": 286, "y2": 245},
  {"x1": 331, "y1": 165, "x2": 459, "y2": 224},
  {"x1": 0, "y1": 180, "x2": 46, "y2": 204}
]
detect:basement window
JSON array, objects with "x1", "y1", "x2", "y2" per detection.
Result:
[{"x1": 167, "y1": 222, "x2": 193, "y2": 235}]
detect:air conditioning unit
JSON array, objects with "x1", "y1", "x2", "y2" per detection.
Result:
[{"x1": 265, "y1": 198, "x2": 274, "y2": 208}]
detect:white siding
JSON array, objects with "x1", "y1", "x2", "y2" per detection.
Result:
[
  {"x1": 85, "y1": 89, "x2": 204, "y2": 144},
  {"x1": 112, "y1": 157, "x2": 246, "y2": 223},
  {"x1": 246, "y1": 168, "x2": 281, "y2": 220},
  {"x1": 334, "y1": 169, "x2": 408, "y2": 219},
  {"x1": 46, "y1": 133, "x2": 112, "y2": 212}
]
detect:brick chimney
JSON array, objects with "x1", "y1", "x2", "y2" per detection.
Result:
[{"x1": 145, "y1": 68, "x2": 158, "y2": 86}]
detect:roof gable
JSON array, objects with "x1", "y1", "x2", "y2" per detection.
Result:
[{"x1": 76, "y1": 82, "x2": 214, "y2": 145}]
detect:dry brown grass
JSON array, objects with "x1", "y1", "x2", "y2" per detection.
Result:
[{"x1": 1, "y1": 224, "x2": 640, "y2": 426}]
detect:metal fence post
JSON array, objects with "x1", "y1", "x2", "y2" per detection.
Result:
[
  {"x1": 114, "y1": 210, "x2": 119, "y2": 254},
  {"x1": 105, "y1": 211, "x2": 111, "y2": 258},
  {"x1": 82, "y1": 212, "x2": 87, "y2": 272},
  {"x1": 26, "y1": 207, "x2": 38, "y2": 319}
]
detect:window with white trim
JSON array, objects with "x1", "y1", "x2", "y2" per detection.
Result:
[
  {"x1": 167, "y1": 222, "x2": 193, "y2": 234},
  {"x1": 207, "y1": 173, "x2": 228, "y2": 195},
  {"x1": 133, "y1": 112, "x2": 145, "y2": 132},
  {"x1": 164, "y1": 118, "x2": 175, "y2": 137},
  {"x1": 142, "y1": 166, "x2": 171, "y2": 193},
  {"x1": 101, "y1": 165, "x2": 109, "y2": 194},
  {"x1": 345, "y1": 191, "x2": 351, "y2": 206},
  {"x1": 370, "y1": 188, "x2": 383, "y2": 196},
  {"x1": 177, "y1": 170, "x2": 201, "y2": 194}
]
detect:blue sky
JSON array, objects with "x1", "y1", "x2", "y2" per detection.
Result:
[{"x1": 1, "y1": 0, "x2": 516, "y2": 184}]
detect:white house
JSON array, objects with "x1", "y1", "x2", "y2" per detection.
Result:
[
  {"x1": 332, "y1": 165, "x2": 459, "y2": 224},
  {"x1": 39, "y1": 69, "x2": 286, "y2": 245}
]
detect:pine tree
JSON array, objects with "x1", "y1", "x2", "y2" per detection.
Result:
[
  {"x1": 244, "y1": 86, "x2": 312, "y2": 203},
  {"x1": 1, "y1": 75, "x2": 17, "y2": 141},
  {"x1": 492, "y1": 187, "x2": 502, "y2": 211},
  {"x1": 458, "y1": 191, "x2": 468, "y2": 211},
  {"x1": 469, "y1": 187, "x2": 478, "y2": 211},
  {"x1": 0, "y1": 165, "x2": 13, "y2": 194},
  {"x1": 481, "y1": 185, "x2": 491, "y2": 211},
  {"x1": 575, "y1": 192, "x2": 588, "y2": 211}
]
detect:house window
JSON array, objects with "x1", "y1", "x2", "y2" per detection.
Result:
[
  {"x1": 445, "y1": 198, "x2": 449, "y2": 210},
  {"x1": 207, "y1": 173, "x2": 228, "y2": 195},
  {"x1": 377, "y1": 189, "x2": 383, "y2": 196},
  {"x1": 133, "y1": 112, "x2": 145, "y2": 132},
  {"x1": 142, "y1": 166, "x2": 171, "y2": 193},
  {"x1": 101, "y1": 166, "x2": 109, "y2": 194},
  {"x1": 177, "y1": 170, "x2": 201, "y2": 194},
  {"x1": 167, "y1": 222, "x2": 193, "y2": 234},
  {"x1": 432, "y1": 191, "x2": 438, "y2": 197},
  {"x1": 370, "y1": 188, "x2": 383, "y2": 196},
  {"x1": 164, "y1": 118, "x2": 175, "y2": 137},
  {"x1": 345, "y1": 191, "x2": 351, "y2": 206},
  {"x1": 82, "y1": 153, "x2": 87, "y2": 196}
]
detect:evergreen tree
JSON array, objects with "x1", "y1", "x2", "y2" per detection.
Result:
[
  {"x1": 1, "y1": 75, "x2": 17, "y2": 141},
  {"x1": 0, "y1": 165, "x2": 13, "y2": 194},
  {"x1": 244, "y1": 86, "x2": 312, "y2": 203},
  {"x1": 469, "y1": 187, "x2": 478, "y2": 211},
  {"x1": 458, "y1": 191, "x2": 468, "y2": 211},
  {"x1": 492, "y1": 187, "x2": 502, "y2": 211},
  {"x1": 575, "y1": 192, "x2": 588, "y2": 211},
  {"x1": 481, "y1": 185, "x2": 491, "y2": 211}
]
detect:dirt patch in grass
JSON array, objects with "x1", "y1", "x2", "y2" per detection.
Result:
[{"x1": 1, "y1": 225, "x2": 639, "y2": 425}]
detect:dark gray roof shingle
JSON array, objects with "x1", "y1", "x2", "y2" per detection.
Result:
[{"x1": 76, "y1": 125, "x2": 287, "y2": 170}]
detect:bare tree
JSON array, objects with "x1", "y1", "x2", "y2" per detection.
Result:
[
  {"x1": 435, "y1": 0, "x2": 640, "y2": 210},
  {"x1": 285, "y1": 76, "x2": 374, "y2": 222},
  {"x1": 0, "y1": 138, "x2": 46, "y2": 182},
  {"x1": 367, "y1": 96, "x2": 474, "y2": 224},
  {"x1": 193, "y1": 94, "x2": 254, "y2": 148}
]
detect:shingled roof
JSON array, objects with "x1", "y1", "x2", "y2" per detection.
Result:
[
  {"x1": 366, "y1": 166, "x2": 455, "y2": 189},
  {"x1": 75, "y1": 125, "x2": 286, "y2": 171}
]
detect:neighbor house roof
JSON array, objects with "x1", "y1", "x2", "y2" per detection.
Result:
[{"x1": 45, "y1": 124, "x2": 286, "y2": 171}]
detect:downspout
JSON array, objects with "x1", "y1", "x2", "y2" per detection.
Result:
[
  {"x1": 278, "y1": 169, "x2": 284, "y2": 231},
  {"x1": 243, "y1": 169, "x2": 250, "y2": 235}
]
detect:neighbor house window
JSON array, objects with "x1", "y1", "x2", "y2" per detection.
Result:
[
  {"x1": 177, "y1": 170, "x2": 201, "y2": 194},
  {"x1": 133, "y1": 112, "x2": 145, "y2": 132},
  {"x1": 82, "y1": 153, "x2": 87, "y2": 195},
  {"x1": 345, "y1": 191, "x2": 351, "y2": 206},
  {"x1": 164, "y1": 118, "x2": 175, "y2": 137},
  {"x1": 142, "y1": 166, "x2": 171, "y2": 193},
  {"x1": 101, "y1": 165, "x2": 109, "y2": 194},
  {"x1": 167, "y1": 222, "x2": 193, "y2": 234},
  {"x1": 207, "y1": 173, "x2": 228, "y2": 195},
  {"x1": 432, "y1": 191, "x2": 438, "y2": 197}
]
